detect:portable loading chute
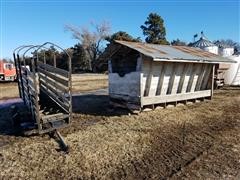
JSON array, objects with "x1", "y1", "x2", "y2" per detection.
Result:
[{"x1": 13, "y1": 43, "x2": 72, "y2": 140}]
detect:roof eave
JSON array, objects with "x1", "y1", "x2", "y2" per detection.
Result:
[{"x1": 153, "y1": 58, "x2": 237, "y2": 64}]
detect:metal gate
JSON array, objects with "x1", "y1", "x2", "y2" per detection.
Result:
[{"x1": 13, "y1": 42, "x2": 72, "y2": 134}]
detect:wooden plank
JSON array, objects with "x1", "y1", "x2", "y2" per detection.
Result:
[
  {"x1": 200, "y1": 65, "x2": 212, "y2": 90},
  {"x1": 186, "y1": 64, "x2": 198, "y2": 92},
  {"x1": 41, "y1": 85, "x2": 70, "y2": 112},
  {"x1": 195, "y1": 64, "x2": 207, "y2": 91},
  {"x1": 53, "y1": 54, "x2": 56, "y2": 68},
  {"x1": 211, "y1": 65, "x2": 215, "y2": 98},
  {"x1": 156, "y1": 62, "x2": 166, "y2": 95},
  {"x1": 38, "y1": 61, "x2": 69, "y2": 78},
  {"x1": 143, "y1": 60, "x2": 153, "y2": 97},
  {"x1": 141, "y1": 90, "x2": 211, "y2": 106},
  {"x1": 39, "y1": 73, "x2": 69, "y2": 93},
  {"x1": 161, "y1": 63, "x2": 173, "y2": 95},
  {"x1": 167, "y1": 62, "x2": 177, "y2": 94},
  {"x1": 177, "y1": 63, "x2": 189, "y2": 93},
  {"x1": 148, "y1": 62, "x2": 162, "y2": 97},
  {"x1": 40, "y1": 79, "x2": 69, "y2": 104},
  {"x1": 190, "y1": 64, "x2": 202, "y2": 92},
  {"x1": 38, "y1": 68, "x2": 68, "y2": 86}
]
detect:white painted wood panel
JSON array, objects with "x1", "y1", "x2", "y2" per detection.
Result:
[
  {"x1": 172, "y1": 63, "x2": 184, "y2": 94},
  {"x1": 109, "y1": 72, "x2": 140, "y2": 97},
  {"x1": 161, "y1": 63, "x2": 173, "y2": 95},
  {"x1": 181, "y1": 63, "x2": 193, "y2": 93},
  {"x1": 148, "y1": 62, "x2": 162, "y2": 97},
  {"x1": 141, "y1": 90, "x2": 211, "y2": 106},
  {"x1": 190, "y1": 64, "x2": 202, "y2": 92}
]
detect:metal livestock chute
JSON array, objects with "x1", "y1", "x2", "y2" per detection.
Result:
[{"x1": 13, "y1": 42, "x2": 72, "y2": 150}]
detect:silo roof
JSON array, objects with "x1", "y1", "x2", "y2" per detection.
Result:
[
  {"x1": 114, "y1": 40, "x2": 236, "y2": 63},
  {"x1": 214, "y1": 41, "x2": 233, "y2": 48},
  {"x1": 191, "y1": 37, "x2": 216, "y2": 48}
]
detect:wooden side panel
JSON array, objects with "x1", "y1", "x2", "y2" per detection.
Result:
[
  {"x1": 201, "y1": 64, "x2": 212, "y2": 90},
  {"x1": 190, "y1": 64, "x2": 202, "y2": 92},
  {"x1": 141, "y1": 58, "x2": 150, "y2": 97},
  {"x1": 161, "y1": 63, "x2": 173, "y2": 95},
  {"x1": 142, "y1": 90, "x2": 211, "y2": 106},
  {"x1": 181, "y1": 63, "x2": 193, "y2": 93},
  {"x1": 109, "y1": 72, "x2": 140, "y2": 98},
  {"x1": 171, "y1": 63, "x2": 184, "y2": 94},
  {"x1": 148, "y1": 62, "x2": 162, "y2": 97}
]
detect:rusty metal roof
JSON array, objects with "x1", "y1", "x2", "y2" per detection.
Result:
[{"x1": 115, "y1": 40, "x2": 236, "y2": 63}]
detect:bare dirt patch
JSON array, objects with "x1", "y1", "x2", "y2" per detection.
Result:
[{"x1": 0, "y1": 80, "x2": 239, "y2": 179}]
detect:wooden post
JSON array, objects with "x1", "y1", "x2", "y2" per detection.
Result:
[
  {"x1": 177, "y1": 63, "x2": 189, "y2": 93},
  {"x1": 156, "y1": 62, "x2": 166, "y2": 95},
  {"x1": 167, "y1": 62, "x2": 177, "y2": 94},
  {"x1": 144, "y1": 60, "x2": 153, "y2": 97},
  {"x1": 53, "y1": 53, "x2": 56, "y2": 68},
  {"x1": 211, "y1": 64, "x2": 215, "y2": 99}
]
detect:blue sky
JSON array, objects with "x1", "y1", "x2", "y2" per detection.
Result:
[{"x1": 1, "y1": 0, "x2": 239, "y2": 59}]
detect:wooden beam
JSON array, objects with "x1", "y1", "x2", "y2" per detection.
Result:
[
  {"x1": 211, "y1": 65, "x2": 215, "y2": 98},
  {"x1": 156, "y1": 62, "x2": 166, "y2": 95},
  {"x1": 195, "y1": 64, "x2": 207, "y2": 91},
  {"x1": 141, "y1": 90, "x2": 211, "y2": 106},
  {"x1": 186, "y1": 63, "x2": 197, "y2": 92},
  {"x1": 39, "y1": 73, "x2": 69, "y2": 93},
  {"x1": 38, "y1": 61, "x2": 69, "y2": 78},
  {"x1": 200, "y1": 65, "x2": 212, "y2": 90},
  {"x1": 38, "y1": 68, "x2": 68, "y2": 87},
  {"x1": 167, "y1": 62, "x2": 177, "y2": 94},
  {"x1": 177, "y1": 63, "x2": 189, "y2": 93},
  {"x1": 143, "y1": 60, "x2": 153, "y2": 97}
]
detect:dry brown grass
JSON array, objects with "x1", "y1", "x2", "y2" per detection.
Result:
[
  {"x1": 0, "y1": 74, "x2": 108, "y2": 100},
  {"x1": 0, "y1": 82, "x2": 19, "y2": 99},
  {"x1": 0, "y1": 86, "x2": 239, "y2": 179},
  {"x1": 72, "y1": 74, "x2": 108, "y2": 93}
]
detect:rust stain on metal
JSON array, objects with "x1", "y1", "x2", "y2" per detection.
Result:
[{"x1": 173, "y1": 46, "x2": 217, "y2": 58}]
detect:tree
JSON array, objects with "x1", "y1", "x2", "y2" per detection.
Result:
[
  {"x1": 70, "y1": 43, "x2": 89, "y2": 72},
  {"x1": 140, "y1": 13, "x2": 169, "y2": 45},
  {"x1": 171, "y1": 39, "x2": 187, "y2": 46},
  {"x1": 213, "y1": 39, "x2": 240, "y2": 54},
  {"x1": 65, "y1": 21, "x2": 111, "y2": 72},
  {"x1": 106, "y1": 31, "x2": 141, "y2": 43}
]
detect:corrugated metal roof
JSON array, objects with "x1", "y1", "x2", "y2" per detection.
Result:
[{"x1": 114, "y1": 40, "x2": 236, "y2": 63}]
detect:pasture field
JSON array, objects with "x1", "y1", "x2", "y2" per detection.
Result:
[{"x1": 0, "y1": 74, "x2": 239, "y2": 179}]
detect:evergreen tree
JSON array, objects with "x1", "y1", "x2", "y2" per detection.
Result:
[
  {"x1": 106, "y1": 31, "x2": 141, "y2": 43},
  {"x1": 140, "y1": 13, "x2": 169, "y2": 45}
]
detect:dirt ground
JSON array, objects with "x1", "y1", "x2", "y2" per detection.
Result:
[{"x1": 0, "y1": 75, "x2": 239, "y2": 179}]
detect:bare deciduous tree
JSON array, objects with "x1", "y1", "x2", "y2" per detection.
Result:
[{"x1": 65, "y1": 21, "x2": 111, "y2": 71}]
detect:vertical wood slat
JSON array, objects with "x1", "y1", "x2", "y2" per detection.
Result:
[
  {"x1": 161, "y1": 63, "x2": 173, "y2": 95},
  {"x1": 148, "y1": 62, "x2": 162, "y2": 96},
  {"x1": 191, "y1": 64, "x2": 203, "y2": 92},
  {"x1": 200, "y1": 64, "x2": 212, "y2": 90},
  {"x1": 156, "y1": 62, "x2": 166, "y2": 95},
  {"x1": 177, "y1": 63, "x2": 189, "y2": 93},
  {"x1": 144, "y1": 60, "x2": 153, "y2": 97},
  {"x1": 195, "y1": 63, "x2": 207, "y2": 91},
  {"x1": 53, "y1": 53, "x2": 56, "y2": 68},
  {"x1": 186, "y1": 64, "x2": 198, "y2": 92},
  {"x1": 211, "y1": 65, "x2": 215, "y2": 98},
  {"x1": 167, "y1": 63, "x2": 177, "y2": 94}
]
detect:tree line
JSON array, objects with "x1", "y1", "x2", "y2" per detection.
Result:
[{"x1": 6, "y1": 13, "x2": 239, "y2": 72}]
